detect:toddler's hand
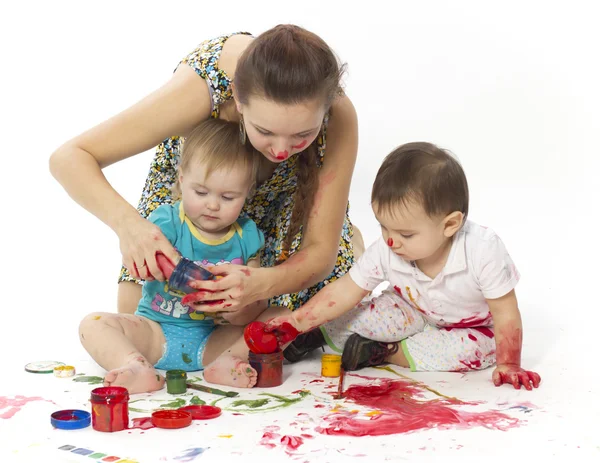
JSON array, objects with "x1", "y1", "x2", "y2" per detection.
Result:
[
  {"x1": 492, "y1": 364, "x2": 541, "y2": 390},
  {"x1": 264, "y1": 317, "x2": 301, "y2": 346}
]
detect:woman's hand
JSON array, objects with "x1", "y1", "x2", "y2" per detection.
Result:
[
  {"x1": 116, "y1": 215, "x2": 180, "y2": 281},
  {"x1": 181, "y1": 264, "x2": 267, "y2": 312}
]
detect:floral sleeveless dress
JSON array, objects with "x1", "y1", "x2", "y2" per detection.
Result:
[{"x1": 118, "y1": 32, "x2": 356, "y2": 310}]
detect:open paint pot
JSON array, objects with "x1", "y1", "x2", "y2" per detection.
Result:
[
  {"x1": 166, "y1": 369, "x2": 187, "y2": 394},
  {"x1": 248, "y1": 350, "x2": 283, "y2": 387},
  {"x1": 151, "y1": 410, "x2": 192, "y2": 429},
  {"x1": 90, "y1": 386, "x2": 129, "y2": 432},
  {"x1": 179, "y1": 405, "x2": 222, "y2": 420},
  {"x1": 51, "y1": 409, "x2": 91, "y2": 430}
]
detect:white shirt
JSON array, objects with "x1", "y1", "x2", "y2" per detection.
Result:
[{"x1": 349, "y1": 221, "x2": 520, "y2": 328}]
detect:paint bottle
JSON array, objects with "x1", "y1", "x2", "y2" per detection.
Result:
[
  {"x1": 167, "y1": 257, "x2": 215, "y2": 295},
  {"x1": 166, "y1": 370, "x2": 187, "y2": 394},
  {"x1": 321, "y1": 354, "x2": 342, "y2": 378},
  {"x1": 248, "y1": 350, "x2": 283, "y2": 388},
  {"x1": 90, "y1": 386, "x2": 129, "y2": 432}
]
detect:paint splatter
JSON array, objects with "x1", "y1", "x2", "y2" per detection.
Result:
[
  {"x1": 280, "y1": 435, "x2": 304, "y2": 450},
  {"x1": 0, "y1": 396, "x2": 49, "y2": 419},
  {"x1": 172, "y1": 447, "x2": 207, "y2": 461},
  {"x1": 315, "y1": 376, "x2": 520, "y2": 436},
  {"x1": 182, "y1": 353, "x2": 192, "y2": 364},
  {"x1": 72, "y1": 375, "x2": 104, "y2": 385},
  {"x1": 131, "y1": 417, "x2": 155, "y2": 429}
]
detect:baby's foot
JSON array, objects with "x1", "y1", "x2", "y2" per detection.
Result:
[
  {"x1": 104, "y1": 355, "x2": 165, "y2": 394},
  {"x1": 203, "y1": 355, "x2": 257, "y2": 388}
]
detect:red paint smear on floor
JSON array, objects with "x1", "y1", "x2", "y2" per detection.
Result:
[
  {"x1": 315, "y1": 376, "x2": 520, "y2": 436},
  {"x1": 0, "y1": 396, "x2": 51, "y2": 419},
  {"x1": 280, "y1": 435, "x2": 304, "y2": 450},
  {"x1": 131, "y1": 417, "x2": 155, "y2": 429}
]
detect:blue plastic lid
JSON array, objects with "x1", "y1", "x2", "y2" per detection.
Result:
[{"x1": 51, "y1": 409, "x2": 91, "y2": 430}]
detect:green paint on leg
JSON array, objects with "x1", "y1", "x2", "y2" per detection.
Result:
[{"x1": 182, "y1": 353, "x2": 192, "y2": 364}]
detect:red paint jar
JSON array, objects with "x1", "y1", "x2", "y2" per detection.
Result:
[
  {"x1": 248, "y1": 350, "x2": 283, "y2": 387},
  {"x1": 90, "y1": 386, "x2": 129, "y2": 432}
]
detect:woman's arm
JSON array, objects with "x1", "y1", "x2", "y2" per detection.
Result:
[
  {"x1": 49, "y1": 64, "x2": 210, "y2": 280},
  {"x1": 260, "y1": 95, "x2": 359, "y2": 297}
]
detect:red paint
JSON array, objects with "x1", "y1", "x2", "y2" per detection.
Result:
[
  {"x1": 275, "y1": 150, "x2": 289, "y2": 160},
  {"x1": 445, "y1": 314, "x2": 493, "y2": 328},
  {"x1": 181, "y1": 290, "x2": 225, "y2": 307},
  {"x1": 155, "y1": 252, "x2": 176, "y2": 278},
  {"x1": 309, "y1": 379, "x2": 324, "y2": 384},
  {"x1": 248, "y1": 351, "x2": 283, "y2": 388},
  {"x1": 260, "y1": 431, "x2": 280, "y2": 449},
  {"x1": 152, "y1": 410, "x2": 192, "y2": 429},
  {"x1": 291, "y1": 389, "x2": 305, "y2": 394},
  {"x1": 387, "y1": 237, "x2": 394, "y2": 247},
  {"x1": 328, "y1": 301, "x2": 336, "y2": 307},
  {"x1": 179, "y1": 405, "x2": 222, "y2": 420},
  {"x1": 314, "y1": 404, "x2": 326, "y2": 408},
  {"x1": 280, "y1": 435, "x2": 304, "y2": 450},
  {"x1": 315, "y1": 375, "x2": 520, "y2": 436},
  {"x1": 241, "y1": 268, "x2": 251, "y2": 277},
  {"x1": 300, "y1": 433, "x2": 314, "y2": 439},
  {"x1": 493, "y1": 326, "x2": 541, "y2": 390},
  {"x1": 459, "y1": 359, "x2": 482, "y2": 370},
  {"x1": 131, "y1": 417, "x2": 155, "y2": 430},
  {"x1": 263, "y1": 321, "x2": 300, "y2": 346},
  {"x1": 244, "y1": 321, "x2": 278, "y2": 354},
  {"x1": 0, "y1": 396, "x2": 49, "y2": 419},
  {"x1": 468, "y1": 334, "x2": 478, "y2": 342},
  {"x1": 90, "y1": 387, "x2": 129, "y2": 432},
  {"x1": 393, "y1": 286, "x2": 402, "y2": 296},
  {"x1": 292, "y1": 140, "x2": 308, "y2": 150},
  {"x1": 473, "y1": 327, "x2": 494, "y2": 338}
]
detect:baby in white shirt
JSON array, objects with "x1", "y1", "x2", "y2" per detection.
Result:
[{"x1": 272, "y1": 142, "x2": 540, "y2": 390}]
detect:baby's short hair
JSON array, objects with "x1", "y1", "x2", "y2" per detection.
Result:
[
  {"x1": 371, "y1": 142, "x2": 469, "y2": 219},
  {"x1": 173, "y1": 119, "x2": 260, "y2": 198}
]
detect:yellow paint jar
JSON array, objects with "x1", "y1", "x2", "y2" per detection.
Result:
[{"x1": 321, "y1": 354, "x2": 342, "y2": 377}]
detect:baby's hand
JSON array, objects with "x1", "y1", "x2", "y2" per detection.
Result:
[
  {"x1": 264, "y1": 317, "x2": 301, "y2": 345},
  {"x1": 492, "y1": 364, "x2": 541, "y2": 391}
]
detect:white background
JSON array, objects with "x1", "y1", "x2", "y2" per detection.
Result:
[{"x1": 1, "y1": 0, "x2": 599, "y2": 430}]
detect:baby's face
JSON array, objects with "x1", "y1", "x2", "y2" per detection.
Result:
[
  {"x1": 373, "y1": 200, "x2": 449, "y2": 263},
  {"x1": 179, "y1": 162, "x2": 252, "y2": 236}
]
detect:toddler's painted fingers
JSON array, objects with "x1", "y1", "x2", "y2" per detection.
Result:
[
  {"x1": 517, "y1": 372, "x2": 533, "y2": 391},
  {"x1": 527, "y1": 371, "x2": 541, "y2": 388},
  {"x1": 510, "y1": 373, "x2": 521, "y2": 390},
  {"x1": 492, "y1": 370, "x2": 503, "y2": 387}
]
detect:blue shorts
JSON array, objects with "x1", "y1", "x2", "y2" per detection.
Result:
[{"x1": 154, "y1": 323, "x2": 216, "y2": 371}]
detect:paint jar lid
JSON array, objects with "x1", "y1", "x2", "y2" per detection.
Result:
[
  {"x1": 152, "y1": 410, "x2": 192, "y2": 429},
  {"x1": 166, "y1": 369, "x2": 187, "y2": 380},
  {"x1": 179, "y1": 405, "x2": 222, "y2": 420},
  {"x1": 25, "y1": 360, "x2": 65, "y2": 374},
  {"x1": 90, "y1": 386, "x2": 129, "y2": 403},
  {"x1": 51, "y1": 409, "x2": 91, "y2": 430}
]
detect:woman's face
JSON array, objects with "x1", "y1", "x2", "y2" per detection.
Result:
[{"x1": 238, "y1": 96, "x2": 326, "y2": 163}]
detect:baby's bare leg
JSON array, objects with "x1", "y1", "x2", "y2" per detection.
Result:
[
  {"x1": 202, "y1": 306, "x2": 290, "y2": 388},
  {"x1": 79, "y1": 312, "x2": 166, "y2": 394}
]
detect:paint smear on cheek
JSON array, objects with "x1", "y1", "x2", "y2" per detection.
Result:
[
  {"x1": 292, "y1": 140, "x2": 308, "y2": 150},
  {"x1": 387, "y1": 238, "x2": 394, "y2": 247},
  {"x1": 315, "y1": 376, "x2": 520, "y2": 436}
]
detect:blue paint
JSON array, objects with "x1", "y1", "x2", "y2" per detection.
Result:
[
  {"x1": 71, "y1": 448, "x2": 94, "y2": 456},
  {"x1": 174, "y1": 447, "x2": 209, "y2": 462}
]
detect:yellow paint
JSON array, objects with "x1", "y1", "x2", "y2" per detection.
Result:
[
  {"x1": 218, "y1": 434, "x2": 233, "y2": 438},
  {"x1": 115, "y1": 460, "x2": 138, "y2": 463},
  {"x1": 349, "y1": 409, "x2": 359, "y2": 414},
  {"x1": 93, "y1": 315, "x2": 101, "y2": 320},
  {"x1": 330, "y1": 404, "x2": 344, "y2": 413},
  {"x1": 321, "y1": 354, "x2": 342, "y2": 377},
  {"x1": 365, "y1": 410, "x2": 383, "y2": 416}
]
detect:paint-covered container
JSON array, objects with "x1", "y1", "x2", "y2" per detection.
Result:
[
  {"x1": 90, "y1": 386, "x2": 129, "y2": 432},
  {"x1": 166, "y1": 370, "x2": 187, "y2": 394},
  {"x1": 167, "y1": 257, "x2": 215, "y2": 295},
  {"x1": 321, "y1": 354, "x2": 342, "y2": 377},
  {"x1": 248, "y1": 350, "x2": 283, "y2": 388}
]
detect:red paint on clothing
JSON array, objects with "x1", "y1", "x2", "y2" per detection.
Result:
[
  {"x1": 315, "y1": 375, "x2": 520, "y2": 436},
  {"x1": 393, "y1": 286, "x2": 402, "y2": 296},
  {"x1": 468, "y1": 334, "x2": 478, "y2": 342}
]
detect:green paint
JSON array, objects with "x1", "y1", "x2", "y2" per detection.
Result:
[
  {"x1": 129, "y1": 406, "x2": 149, "y2": 413},
  {"x1": 188, "y1": 376, "x2": 203, "y2": 383},
  {"x1": 88, "y1": 453, "x2": 107, "y2": 459},
  {"x1": 182, "y1": 353, "x2": 192, "y2": 364},
  {"x1": 161, "y1": 398, "x2": 187, "y2": 409},
  {"x1": 190, "y1": 396, "x2": 205, "y2": 405},
  {"x1": 231, "y1": 398, "x2": 270, "y2": 408},
  {"x1": 156, "y1": 374, "x2": 161, "y2": 382},
  {"x1": 373, "y1": 365, "x2": 457, "y2": 400},
  {"x1": 72, "y1": 376, "x2": 103, "y2": 385}
]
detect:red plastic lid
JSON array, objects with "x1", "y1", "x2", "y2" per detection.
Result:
[
  {"x1": 179, "y1": 405, "x2": 222, "y2": 420},
  {"x1": 151, "y1": 410, "x2": 192, "y2": 429}
]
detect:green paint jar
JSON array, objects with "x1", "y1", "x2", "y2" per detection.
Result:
[{"x1": 166, "y1": 370, "x2": 187, "y2": 394}]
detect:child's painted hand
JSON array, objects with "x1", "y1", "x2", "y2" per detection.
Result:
[
  {"x1": 492, "y1": 364, "x2": 541, "y2": 390},
  {"x1": 264, "y1": 317, "x2": 301, "y2": 346}
]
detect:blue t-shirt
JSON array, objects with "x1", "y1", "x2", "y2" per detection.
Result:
[{"x1": 135, "y1": 201, "x2": 264, "y2": 326}]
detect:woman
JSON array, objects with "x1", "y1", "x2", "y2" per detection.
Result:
[{"x1": 50, "y1": 25, "x2": 363, "y2": 378}]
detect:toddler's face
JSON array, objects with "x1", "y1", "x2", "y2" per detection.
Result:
[
  {"x1": 179, "y1": 162, "x2": 252, "y2": 236},
  {"x1": 373, "y1": 200, "x2": 449, "y2": 263}
]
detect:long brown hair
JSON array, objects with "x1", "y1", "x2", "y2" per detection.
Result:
[{"x1": 234, "y1": 24, "x2": 346, "y2": 259}]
